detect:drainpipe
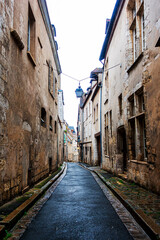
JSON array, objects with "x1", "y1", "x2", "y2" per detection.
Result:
[
  {"x1": 99, "y1": 66, "x2": 104, "y2": 168},
  {"x1": 57, "y1": 118, "x2": 59, "y2": 168},
  {"x1": 81, "y1": 108, "x2": 84, "y2": 162}
]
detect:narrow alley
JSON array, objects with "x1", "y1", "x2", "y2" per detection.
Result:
[{"x1": 17, "y1": 163, "x2": 147, "y2": 240}]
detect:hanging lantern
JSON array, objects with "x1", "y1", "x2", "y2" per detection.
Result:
[{"x1": 75, "y1": 82, "x2": 83, "y2": 98}]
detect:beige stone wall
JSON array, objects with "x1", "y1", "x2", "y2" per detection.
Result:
[
  {"x1": 0, "y1": 0, "x2": 61, "y2": 204},
  {"x1": 92, "y1": 87, "x2": 101, "y2": 166},
  {"x1": 83, "y1": 93, "x2": 92, "y2": 165},
  {"x1": 102, "y1": 0, "x2": 160, "y2": 193}
]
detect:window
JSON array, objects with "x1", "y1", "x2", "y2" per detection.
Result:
[
  {"x1": 128, "y1": 94, "x2": 135, "y2": 117},
  {"x1": 141, "y1": 14, "x2": 145, "y2": 51},
  {"x1": 53, "y1": 78, "x2": 57, "y2": 97},
  {"x1": 27, "y1": 4, "x2": 36, "y2": 61},
  {"x1": 137, "y1": 115, "x2": 147, "y2": 159},
  {"x1": 128, "y1": 88, "x2": 147, "y2": 161},
  {"x1": 129, "y1": 119, "x2": 136, "y2": 159},
  {"x1": 49, "y1": 116, "x2": 53, "y2": 131},
  {"x1": 155, "y1": 37, "x2": 160, "y2": 47},
  {"x1": 85, "y1": 147, "x2": 87, "y2": 155},
  {"x1": 55, "y1": 121, "x2": 57, "y2": 133},
  {"x1": 41, "y1": 108, "x2": 46, "y2": 127},
  {"x1": 48, "y1": 61, "x2": 52, "y2": 92},
  {"x1": 110, "y1": 110, "x2": 112, "y2": 137},
  {"x1": 127, "y1": 0, "x2": 145, "y2": 65},
  {"x1": 132, "y1": 3, "x2": 136, "y2": 19},
  {"x1": 104, "y1": 112, "x2": 109, "y2": 155},
  {"x1": 96, "y1": 104, "x2": 98, "y2": 121},
  {"x1": 47, "y1": 61, "x2": 55, "y2": 99},
  {"x1": 133, "y1": 27, "x2": 138, "y2": 61},
  {"x1": 118, "y1": 94, "x2": 122, "y2": 116},
  {"x1": 105, "y1": 72, "x2": 109, "y2": 99},
  {"x1": 137, "y1": 91, "x2": 145, "y2": 113}
]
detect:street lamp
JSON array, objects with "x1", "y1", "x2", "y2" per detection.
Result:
[{"x1": 75, "y1": 82, "x2": 84, "y2": 98}]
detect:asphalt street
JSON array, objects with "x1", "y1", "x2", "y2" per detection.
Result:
[{"x1": 20, "y1": 163, "x2": 133, "y2": 240}]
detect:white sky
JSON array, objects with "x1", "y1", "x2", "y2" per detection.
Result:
[{"x1": 46, "y1": 0, "x2": 116, "y2": 130}]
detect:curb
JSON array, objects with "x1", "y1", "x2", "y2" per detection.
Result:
[
  {"x1": 93, "y1": 170, "x2": 160, "y2": 240},
  {"x1": 78, "y1": 163, "x2": 160, "y2": 240},
  {"x1": 0, "y1": 162, "x2": 66, "y2": 238}
]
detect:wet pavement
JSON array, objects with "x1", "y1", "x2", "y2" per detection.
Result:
[
  {"x1": 92, "y1": 167, "x2": 160, "y2": 227},
  {"x1": 20, "y1": 163, "x2": 133, "y2": 240}
]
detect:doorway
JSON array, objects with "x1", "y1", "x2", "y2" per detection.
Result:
[
  {"x1": 117, "y1": 126, "x2": 127, "y2": 172},
  {"x1": 96, "y1": 135, "x2": 101, "y2": 166}
]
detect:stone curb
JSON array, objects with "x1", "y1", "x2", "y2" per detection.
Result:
[
  {"x1": 78, "y1": 163, "x2": 160, "y2": 240},
  {"x1": 93, "y1": 170, "x2": 160, "y2": 240},
  {"x1": 0, "y1": 162, "x2": 66, "y2": 239}
]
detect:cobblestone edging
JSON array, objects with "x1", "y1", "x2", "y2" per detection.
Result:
[
  {"x1": 93, "y1": 170, "x2": 160, "y2": 240},
  {"x1": 78, "y1": 163, "x2": 160, "y2": 240},
  {"x1": 92, "y1": 172, "x2": 150, "y2": 240},
  {"x1": 0, "y1": 162, "x2": 67, "y2": 239}
]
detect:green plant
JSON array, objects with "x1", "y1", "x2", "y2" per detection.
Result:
[
  {"x1": 117, "y1": 179, "x2": 124, "y2": 184},
  {"x1": 24, "y1": 211, "x2": 27, "y2": 216},
  {"x1": 3, "y1": 230, "x2": 12, "y2": 240}
]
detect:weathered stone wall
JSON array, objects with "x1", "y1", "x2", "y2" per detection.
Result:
[
  {"x1": 102, "y1": 0, "x2": 160, "y2": 194},
  {"x1": 0, "y1": 0, "x2": 61, "y2": 204},
  {"x1": 92, "y1": 86, "x2": 101, "y2": 166}
]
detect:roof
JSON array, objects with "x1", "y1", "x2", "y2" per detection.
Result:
[
  {"x1": 99, "y1": 0, "x2": 125, "y2": 61},
  {"x1": 90, "y1": 68, "x2": 103, "y2": 80}
]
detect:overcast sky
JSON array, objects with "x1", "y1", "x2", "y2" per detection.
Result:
[{"x1": 46, "y1": 0, "x2": 116, "y2": 130}]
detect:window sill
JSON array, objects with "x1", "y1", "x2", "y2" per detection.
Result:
[
  {"x1": 136, "y1": 111, "x2": 145, "y2": 118},
  {"x1": 27, "y1": 51, "x2": 36, "y2": 67},
  {"x1": 128, "y1": 111, "x2": 145, "y2": 120},
  {"x1": 129, "y1": 159, "x2": 148, "y2": 165},
  {"x1": 10, "y1": 28, "x2": 24, "y2": 50},
  {"x1": 127, "y1": 52, "x2": 143, "y2": 74}
]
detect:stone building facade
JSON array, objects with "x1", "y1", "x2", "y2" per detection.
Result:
[
  {"x1": 0, "y1": 0, "x2": 62, "y2": 204},
  {"x1": 78, "y1": 69, "x2": 102, "y2": 166},
  {"x1": 100, "y1": 0, "x2": 160, "y2": 193},
  {"x1": 67, "y1": 127, "x2": 78, "y2": 162},
  {"x1": 58, "y1": 90, "x2": 65, "y2": 165}
]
